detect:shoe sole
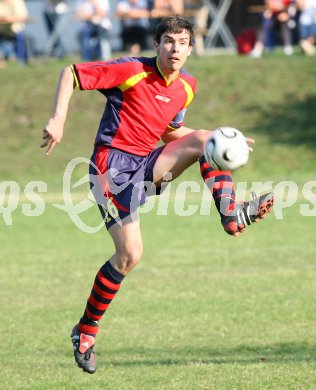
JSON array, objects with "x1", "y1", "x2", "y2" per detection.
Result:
[
  {"x1": 74, "y1": 353, "x2": 96, "y2": 374},
  {"x1": 256, "y1": 194, "x2": 274, "y2": 219}
]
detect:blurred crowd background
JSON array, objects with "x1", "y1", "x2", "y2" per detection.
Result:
[{"x1": 0, "y1": 0, "x2": 315, "y2": 66}]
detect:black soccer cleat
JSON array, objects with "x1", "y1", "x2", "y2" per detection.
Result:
[
  {"x1": 221, "y1": 192, "x2": 274, "y2": 236},
  {"x1": 71, "y1": 325, "x2": 97, "y2": 374}
]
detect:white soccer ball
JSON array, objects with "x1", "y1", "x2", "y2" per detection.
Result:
[{"x1": 204, "y1": 127, "x2": 249, "y2": 171}]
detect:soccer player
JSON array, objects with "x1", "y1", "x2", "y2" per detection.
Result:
[{"x1": 41, "y1": 16, "x2": 274, "y2": 374}]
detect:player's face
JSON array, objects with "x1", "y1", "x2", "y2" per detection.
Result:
[{"x1": 155, "y1": 30, "x2": 192, "y2": 76}]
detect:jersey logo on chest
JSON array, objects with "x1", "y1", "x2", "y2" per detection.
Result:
[{"x1": 155, "y1": 94, "x2": 172, "y2": 103}]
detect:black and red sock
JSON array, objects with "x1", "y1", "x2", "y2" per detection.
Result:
[
  {"x1": 199, "y1": 156, "x2": 236, "y2": 217},
  {"x1": 78, "y1": 260, "x2": 125, "y2": 336}
]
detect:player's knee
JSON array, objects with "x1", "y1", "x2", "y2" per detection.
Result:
[
  {"x1": 197, "y1": 129, "x2": 211, "y2": 143},
  {"x1": 191, "y1": 129, "x2": 211, "y2": 153},
  {"x1": 125, "y1": 247, "x2": 143, "y2": 269},
  {"x1": 116, "y1": 244, "x2": 143, "y2": 273}
]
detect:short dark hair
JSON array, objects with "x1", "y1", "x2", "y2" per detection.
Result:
[{"x1": 154, "y1": 15, "x2": 194, "y2": 46}]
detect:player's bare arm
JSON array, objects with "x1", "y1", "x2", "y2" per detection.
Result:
[
  {"x1": 161, "y1": 126, "x2": 197, "y2": 143},
  {"x1": 41, "y1": 66, "x2": 76, "y2": 155}
]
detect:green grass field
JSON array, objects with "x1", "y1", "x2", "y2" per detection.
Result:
[{"x1": 1, "y1": 52, "x2": 316, "y2": 389}]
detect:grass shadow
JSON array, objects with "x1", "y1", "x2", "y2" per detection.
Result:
[
  {"x1": 104, "y1": 342, "x2": 316, "y2": 366},
  {"x1": 246, "y1": 94, "x2": 316, "y2": 148}
]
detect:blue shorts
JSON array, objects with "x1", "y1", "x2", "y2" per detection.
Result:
[
  {"x1": 300, "y1": 23, "x2": 316, "y2": 40},
  {"x1": 89, "y1": 146, "x2": 166, "y2": 229}
]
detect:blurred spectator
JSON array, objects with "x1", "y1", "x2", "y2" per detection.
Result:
[
  {"x1": 236, "y1": 28, "x2": 257, "y2": 55},
  {"x1": 149, "y1": 0, "x2": 184, "y2": 33},
  {"x1": 0, "y1": 0, "x2": 33, "y2": 65},
  {"x1": 297, "y1": 0, "x2": 316, "y2": 55},
  {"x1": 43, "y1": 0, "x2": 68, "y2": 58},
  {"x1": 184, "y1": 0, "x2": 208, "y2": 56},
  {"x1": 250, "y1": 0, "x2": 296, "y2": 57},
  {"x1": 150, "y1": 0, "x2": 184, "y2": 17},
  {"x1": 76, "y1": 0, "x2": 112, "y2": 61},
  {"x1": 117, "y1": 0, "x2": 150, "y2": 56}
]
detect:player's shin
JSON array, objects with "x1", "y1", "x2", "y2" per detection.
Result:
[
  {"x1": 199, "y1": 156, "x2": 236, "y2": 219},
  {"x1": 77, "y1": 260, "x2": 125, "y2": 336}
]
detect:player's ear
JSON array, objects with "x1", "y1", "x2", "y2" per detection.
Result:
[
  {"x1": 187, "y1": 45, "x2": 193, "y2": 56},
  {"x1": 154, "y1": 40, "x2": 160, "y2": 53}
]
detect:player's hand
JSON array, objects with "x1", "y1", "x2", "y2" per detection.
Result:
[
  {"x1": 40, "y1": 117, "x2": 64, "y2": 155},
  {"x1": 246, "y1": 137, "x2": 255, "y2": 153}
]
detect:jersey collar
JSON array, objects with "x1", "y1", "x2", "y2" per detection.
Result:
[{"x1": 156, "y1": 56, "x2": 179, "y2": 86}]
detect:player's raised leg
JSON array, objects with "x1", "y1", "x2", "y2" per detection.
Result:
[
  {"x1": 199, "y1": 155, "x2": 236, "y2": 226},
  {"x1": 153, "y1": 130, "x2": 274, "y2": 236},
  {"x1": 71, "y1": 220, "x2": 143, "y2": 373},
  {"x1": 153, "y1": 129, "x2": 210, "y2": 184},
  {"x1": 199, "y1": 155, "x2": 274, "y2": 235}
]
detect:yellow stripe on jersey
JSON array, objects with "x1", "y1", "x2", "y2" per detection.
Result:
[
  {"x1": 179, "y1": 77, "x2": 194, "y2": 108},
  {"x1": 71, "y1": 65, "x2": 80, "y2": 89},
  {"x1": 156, "y1": 57, "x2": 179, "y2": 86},
  {"x1": 118, "y1": 72, "x2": 152, "y2": 92}
]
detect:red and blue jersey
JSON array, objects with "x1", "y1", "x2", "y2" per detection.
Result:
[{"x1": 72, "y1": 56, "x2": 196, "y2": 156}]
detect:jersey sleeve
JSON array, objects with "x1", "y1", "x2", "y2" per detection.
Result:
[
  {"x1": 167, "y1": 108, "x2": 187, "y2": 130},
  {"x1": 167, "y1": 74, "x2": 196, "y2": 130},
  {"x1": 71, "y1": 58, "x2": 148, "y2": 91}
]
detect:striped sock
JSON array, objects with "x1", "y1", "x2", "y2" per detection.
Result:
[
  {"x1": 199, "y1": 156, "x2": 236, "y2": 217},
  {"x1": 78, "y1": 260, "x2": 125, "y2": 336}
]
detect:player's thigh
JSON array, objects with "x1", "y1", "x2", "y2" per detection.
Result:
[
  {"x1": 153, "y1": 130, "x2": 209, "y2": 185},
  {"x1": 108, "y1": 219, "x2": 143, "y2": 263}
]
